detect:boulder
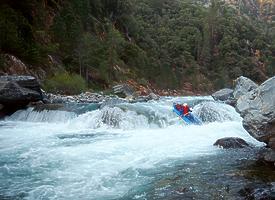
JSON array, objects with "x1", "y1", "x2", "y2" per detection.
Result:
[
  {"x1": 239, "y1": 183, "x2": 275, "y2": 200},
  {"x1": 113, "y1": 84, "x2": 135, "y2": 98},
  {"x1": 233, "y1": 76, "x2": 258, "y2": 99},
  {"x1": 214, "y1": 137, "x2": 250, "y2": 149},
  {"x1": 0, "y1": 75, "x2": 42, "y2": 95},
  {"x1": 259, "y1": 148, "x2": 275, "y2": 164},
  {"x1": 236, "y1": 76, "x2": 275, "y2": 146},
  {"x1": 211, "y1": 88, "x2": 234, "y2": 102},
  {"x1": 194, "y1": 101, "x2": 237, "y2": 122},
  {"x1": 0, "y1": 81, "x2": 41, "y2": 105},
  {"x1": 0, "y1": 75, "x2": 43, "y2": 115}
]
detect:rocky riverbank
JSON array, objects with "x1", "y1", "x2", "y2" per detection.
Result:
[
  {"x1": 211, "y1": 75, "x2": 275, "y2": 199},
  {"x1": 212, "y1": 75, "x2": 275, "y2": 166},
  {"x1": 0, "y1": 75, "x2": 163, "y2": 117},
  {"x1": 0, "y1": 75, "x2": 43, "y2": 117}
]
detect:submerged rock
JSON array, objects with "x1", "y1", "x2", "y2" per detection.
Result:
[
  {"x1": 233, "y1": 76, "x2": 258, "y2": 99},
  {"x1": 214, "y1": 137, "x2": 250, "y2": 149},
  {"x1": 236, "y1": 76, "x2": 275, "y2": 147}
]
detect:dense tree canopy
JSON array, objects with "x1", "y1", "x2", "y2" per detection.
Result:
[{"x1": 0, "y1": 0, "x2": 274, "y2": 91}]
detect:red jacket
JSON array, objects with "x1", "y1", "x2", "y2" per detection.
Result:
[
  {"x1": 176, "y1": 104, "x2": 190, "y2": 115},
  {"x1": 183, "y1": 105, "x2": 189, "y2": 115}
]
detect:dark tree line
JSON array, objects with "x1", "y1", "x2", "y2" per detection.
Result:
[{"x1": 0, "y1": 0, "x2": 274, "y2": 92}]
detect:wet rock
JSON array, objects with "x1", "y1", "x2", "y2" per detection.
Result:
[
  {"x1": 212, "y1": 88, "x2": 234, "y2": 104},
  {"x1": 233, "y1": 76, "x2": 258, "y2": 99},
  {"x1": 236, "y1": 76, "x2": 275, "y2": 147},
  {"x1": 258, "y1": 148, "x2": 275, "y2": 164},
  {"x1": 239, "y1": 183, "x2": 275, "y2": 200},
  {"x1": 214, "y1": 137, "x2": 250, "y2": 149},
  {"x1": 194, "y1": 101, "x2": 237, "y2": 122}
]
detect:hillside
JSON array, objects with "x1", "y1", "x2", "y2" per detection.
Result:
[{"x1": 0, "y1": 0, "x2": 274, "y2": 94}]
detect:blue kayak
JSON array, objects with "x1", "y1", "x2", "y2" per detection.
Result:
[{"x1": 173, "y1": 105, "x2": 202, "y2": 125}]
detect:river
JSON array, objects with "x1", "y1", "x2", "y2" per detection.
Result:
[{"x1": 0, "y1": 96, "x2": 265, "y2": 199}]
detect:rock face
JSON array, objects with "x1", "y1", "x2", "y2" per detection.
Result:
[
  {"x1": 233, "y1": 76, "x2": 258, "y2": 99},
  {"x1": 0, "y1": 54, "x2": 31, "y2": 76},
  {"x1": 239, "y1": 182, "x2": 275, "y2": 200},
  {"x1": 236, "y1": 76, "x2": 275, "y2": 145},
  {"x1": 211, "y1": 88, "x2": 236, "y2": 106},
  {"x1": 261, "y1": 148, "x2": 275, "y2": 163},
  {"x1": 214, "y1": 137, "x2": 250, "y2": 149},
  {"x1": 113, "y1": 84, "x2": 135, "y2": 98},
  {"x1": 211, "y1": 76, "x2": 258, "y2": 106},
  {"x1": 212, "y1": 88, "x2": 234, "y2": 101},
  {"x1": 0, "y1": 75, "x2": 42, "y2": 115}
]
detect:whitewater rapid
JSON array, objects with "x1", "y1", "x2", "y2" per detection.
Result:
[{"x1": 0, "y1": 96, "x2": 263, "y2": 200}]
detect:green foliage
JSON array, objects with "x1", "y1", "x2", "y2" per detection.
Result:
[
  {"x1": 44, "y1": 72, "x2": 87, "y2": 95},
  {"x1": 1, "y1": 0, "x2": 275, "y2": 92},
  {"x1": 0, "y1": 4, "x2": 48, "y2": 64}
]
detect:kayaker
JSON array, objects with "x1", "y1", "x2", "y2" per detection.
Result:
[
  {"x1": 182, "y1": 103, "x2": 192, "y2": 116},
  {"x1": 174, "y1": 103, "x2": 192, "y2": 116},
  {"x1": 173, "y1": 103, "x2": 202, "y2": 125}
]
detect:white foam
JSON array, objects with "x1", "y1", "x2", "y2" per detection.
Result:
[{"x1": 0, "y1": 97, "x2": 264, "y2": 200}]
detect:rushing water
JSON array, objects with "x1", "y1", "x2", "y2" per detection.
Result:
[{"x1": 0, "y1": 96, "x2": 265, "y2": 200}]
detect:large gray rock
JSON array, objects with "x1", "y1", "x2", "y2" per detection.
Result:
[
  {"x1": 236, "y1": 76, "x2": 275, "y2": 146},
  {"x1": 239, "y1": 182, "x2": 275, "y2": 200},
  {"x1": 212, "y1": 88, "x2": 234, "y2": 101},
  {"x1": 0, "y1": 75, "x2": 42, "y2": 105},
  {"x1": 211, "y1": 88, "x2": 236, "y2": 105},
  {"x1": 233, "y1": 76, "x2": 258, "y2": 99},
  {"x1": 0, "y1": 75, "x2": 42, "y2": 94}
]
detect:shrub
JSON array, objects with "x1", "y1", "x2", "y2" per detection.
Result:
[{"x1": 44, "y1": 72, "x2": 87, "y2": 95}]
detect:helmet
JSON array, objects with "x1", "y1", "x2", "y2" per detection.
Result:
[{"x1": 183, "y1": 103, "x2": 187, "y2": 106}]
